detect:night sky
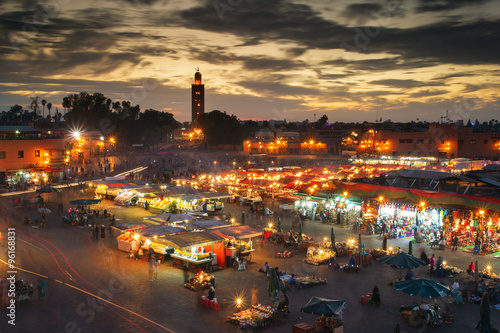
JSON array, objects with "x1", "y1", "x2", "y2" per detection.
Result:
[{"x1": 0, "y1": 0, "x2": 499, "y2": 123}]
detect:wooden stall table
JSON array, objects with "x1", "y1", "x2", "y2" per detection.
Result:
[{"x1": 292, "y1": 322, "x2": 316, "y2": 333}]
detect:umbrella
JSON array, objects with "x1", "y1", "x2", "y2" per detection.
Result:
[
  {"x1": 379, "y1": 252, "x2": 426, "y2": 269},
  {"x1": 277, "y1": 217, "x2": 282, "y2": 232},
  {"x1": 380, "y1": 252, "x2": 426, "y2": 278},
  {"x1": 393, "y1": 278, "x2": 452, "y2": 299},
  {"x1": 268, "y1": 268, "x2": 282, "y2": 298},
  {"x1": 241, "y1": 211, "x2": 245, "y2": 225},
  {"x1": 36, "y1": 186, "x2": 60, "y2": 193},
  {"x1": 330, "y1": 227, "x2": 336, "y2": 252},
  {"x1": 37, "y1": 207, "x2": 51, "y2": 214},
  {"x1": 301, "y1": 297, "x2": 346, "y2": 316},
  {"x1": 69, "y1": 199, "x2": 102, "y2": 206},
  {"x1": 298, "y1": 223, "x2": 303, "y2": 243},
  {"x1": 475, "y1": 292, "x2": 496, "y2": 332},
  {"x1": 393, "y1": 323, "x2": 401, "y2": 333}
]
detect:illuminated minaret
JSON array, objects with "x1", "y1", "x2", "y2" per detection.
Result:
[{"x1": 191, "y1": 68, "x2": 205, "y2": 127}]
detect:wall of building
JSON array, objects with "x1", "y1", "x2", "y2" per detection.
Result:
[
  {"x1": 367, "y1": 124, "x2": 500, "y2": 159},
  {"x1": 0, "y1": 138, "x2": 65, "y2": 170}
]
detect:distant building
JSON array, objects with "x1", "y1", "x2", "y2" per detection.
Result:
[
  {"x1": 191, "y1": 68, "x2": 205, "y2": 127},
  {"x1": 357, "y1": 123, "x2": 500, "y2": 159},
  {"x1": 0, "y1": 126, "x2": 65, "y2": 185},
  {"x1": 243, "y1": 129, "x2": 325, "y2": 155}
]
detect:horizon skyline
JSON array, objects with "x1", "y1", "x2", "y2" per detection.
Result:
[{"x1": 0, "y1": 0, "x2": 499, "y2": 124}]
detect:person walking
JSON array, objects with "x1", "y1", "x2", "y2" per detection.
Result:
[
  {"x1": 370, "y1": 286, "x2": 381, "y2": 307},
  {"x1": 154, "y1": 257, "x2": 160, "y2": 280},
  {"x1": 95, "y1": 224, "x2": 99, "y2": 240},
  {"x1": 429, "y1": 254, "x2": 436, "y2": 274},
  {"x1": 100, "y1": 225, "x2": 105, "y2": 238},
  {"x1": 148, "y1": 257, "x2": 155, "y2": 281},
  {"x1": 452, "y1": 234, "x2": 458, "y2": 251},
  {"x1": 251, "y1": 285, "x2": 259, "y2": 306},
  {"x1": 37, "y1": 279, "x2": 46, "y2": 300}
]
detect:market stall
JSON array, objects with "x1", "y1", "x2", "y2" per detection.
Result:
[
  {"x1": 161, "y1": 231, "x2": 226, "y2": 269},
  {"x1": 450, "y1": 210, "x2": 500, "y2": 254},
  {"x1": 187, "y1": 219, "x2": 229, "y2": 230},
  {"x1": 114, "y1": 190, "x2": 139, "y2": 206},
  {"x1": 136, "y1": 225, "x2": 187, "y2": 256},
  {"x1": 300, "y1": 297, "x2": 346, "y2": 333},
  {"x1": 143, "y1": 213, "x2": 197, "y2": 225},
  {"x1": 212, "y1": 225, "x2": 262, "y2": 262},
  {"x1": 184, "y1": 270, "x2": 215, "y2": 291},
  {"x1": 227, "y1": 305, "x2": 273, "y2": 329},
  {"x1": 280, "y1": 274, "x2": 327, "y2": 289},
  {"x1": 111, "y1": 221, "x2": 160, "y2": 238},
  {"x1": 305, "y1": 247, "x2": 336, "y2": 265}
]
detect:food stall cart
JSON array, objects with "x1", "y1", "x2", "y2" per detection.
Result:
[
  {"x1": 161, "y1": 231, "x2": 226, "y2": 271},
  {"x1": 212, "y1": 225, "x2": 262, "y2": 262}
]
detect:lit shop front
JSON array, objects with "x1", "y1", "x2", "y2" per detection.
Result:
[
  {"x1": 377, "y1": 202, "x2": 448, "y2": 238},
  {"x1": 293, "y1": 195, "x2": 361, "y2": 223}
]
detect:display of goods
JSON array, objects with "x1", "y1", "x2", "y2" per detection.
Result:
[
  {"x1": 252, "y1": 304, "x2": 274, "y2": 314},
  {"x1": 370, "y1": 249, "x2": 387, "y2": 258},
  {"x1": 174, "y1": 248, "x2": 210, "y2": 260},
  {"x1": 296, "y1": 276, "x2": 327, "y2": 284},
  {"x1": 228, "y1": 309, "x2": 271, "y2": 328},
  {"x1": 444, "y1": 265, "x2": 464, "y2": 274}
]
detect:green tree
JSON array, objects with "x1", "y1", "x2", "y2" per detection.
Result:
[{"x1": 198, "y1": 110, "x2": 243, "y2": 145}]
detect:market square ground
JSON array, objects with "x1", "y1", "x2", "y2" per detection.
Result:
[{"x1": 0, "y1": 187, "x2": 499, "y2": 333}]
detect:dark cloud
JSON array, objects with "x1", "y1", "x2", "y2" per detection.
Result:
[
  {"x1": 284, "y1": 47, "x2": 308, "y2": 57},
  {"x1": 342, "y1": 3, "x2": 383, "y2": 24},
  {"x1": 433, "y1": 72, "x2": 475, "y2": 80},
  {"x1": 322, "y1": 57, "x2": 438, "y2": 72},
  {"x1": 241, "y1": 57, "x2": 305, "y2": 71},
  {"x1": 409, "y1": 89, "x2": 449, "y2": 97},
  {"x1": 370, "y1": 79, "x2": 443, "y2": 89},
  {"x1": 238, "y1": 81, "x2": 320, "y2": 96},
  {"x1": 177, "y1": 1, "x2": 500, "y2": 67},
  {"x1": 415, "y1": 0, "x2": 492, "y2": 13},
  {"x1": 187, "y1": 46, "x2": 305, "y2": 71},
  {"x1": 123, "y1": 0, "x2": 163, "y2": 5}
]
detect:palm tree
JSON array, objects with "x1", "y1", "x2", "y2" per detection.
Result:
[
  {"x1": 47, "y1": 102, "x2": 52, "y2": 120},
  {"x1": 41, "y1": 99, "x2": 46, "y2": 119}
]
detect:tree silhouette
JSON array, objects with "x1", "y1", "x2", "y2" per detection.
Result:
[
  {"x1": 41, "y1": 99, "x2": 46, "y2": 119},
  {"x1": 47, "y1": 102, "x2": 52, "y2": 120},
  {"x1": 30, "y1": 96, "x2": 40, "y2": 117}
]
